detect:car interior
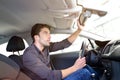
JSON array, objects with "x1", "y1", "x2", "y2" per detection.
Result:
[{"x1": 0, "y1": 0, "x2": 120, "y2": 80}]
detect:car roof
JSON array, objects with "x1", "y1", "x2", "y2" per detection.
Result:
[{"x1": 0, "y1": 0, "x2": 120, "y2": 44}]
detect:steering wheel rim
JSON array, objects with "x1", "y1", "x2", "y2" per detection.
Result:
[{"x1": 80, "y1": 41, "x2": 87, "y2": 58}]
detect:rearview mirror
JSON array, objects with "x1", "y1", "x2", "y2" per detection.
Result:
[
  {"x1": 78, "y1": 5, "x2": 107, "y2": 26},
  {"x1": 79, "y1": 10, "x2": 91, "y2": 26}
]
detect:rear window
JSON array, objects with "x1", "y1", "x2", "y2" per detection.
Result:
[{"x1": 0, "y1": 39, "x2": 28, "y2": 57}]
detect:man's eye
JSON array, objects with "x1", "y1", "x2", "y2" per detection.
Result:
[{"x1": 44, "y1": 31, "x2": 48, "y2": 34}]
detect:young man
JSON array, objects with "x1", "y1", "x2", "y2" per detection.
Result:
[{"x1": 23, "y1": 20, "x2": 97, "y2": 80}]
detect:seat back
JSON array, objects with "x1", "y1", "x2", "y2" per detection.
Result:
[
  {"x1": 0, "y1": 61, "x2": 18, "y2": 80},
  {"x1": 9, "y1": 55, "x2": 25, "y2": 70},
  {"x1": 0, "y1": 54, "x2": 32, "y2": 80},
  {"x1": 6, "y1": 36, "x2": 43, "y2": 80},
  {"x1": 6, "y1": 36, "x2": 25, "y2": 68},
  {"x1": 0, "y1": 54, "x2": 19, "y2": 80}
]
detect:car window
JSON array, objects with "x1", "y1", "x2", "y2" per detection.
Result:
[
  {"x1": 50, "y1": 34, "x2": 93, "y2": 54},
  {"x1": 0, "y1": 34, "x2": 94, "y2": 56},
  {"x1": 0, "y1": 39, "x2": 29, "y2": 57},
  {"x1": 77, "y1": 0, "x2": 120, "y2": 40}
]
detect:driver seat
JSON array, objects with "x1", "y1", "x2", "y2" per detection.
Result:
[{"x1": 0, "y1": 54, "x2": 31, "y2": 80}]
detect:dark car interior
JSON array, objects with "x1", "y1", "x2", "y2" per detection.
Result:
[{"x1": 50, "y1": 39, "x2": 120, "y2": 80}]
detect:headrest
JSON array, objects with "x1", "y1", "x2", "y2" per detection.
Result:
[
  {"x1": 95, "y1": 40, "x2": 110, "y2": 48},
  {"x1": 6, "y1": 36, "x2": 25, "y2": 52}
]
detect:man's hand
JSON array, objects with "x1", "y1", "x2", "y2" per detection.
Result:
[
  {"x1": 73, "y1": 57, "x2": 86, "y2": 71},
  {"x1": 77, "y1": 19, "x2": 84, "y2": 31},
  {"x1": 61, "y1": 57, "x2": 86, "y2": 78}
]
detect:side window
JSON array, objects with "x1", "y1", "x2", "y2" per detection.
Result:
[
  {"x1": 0, "y1": 39, "x2": 28, "y2": 57},
  {"x1": 50, "y1": 34, "x2": 91, "y2": 54}
]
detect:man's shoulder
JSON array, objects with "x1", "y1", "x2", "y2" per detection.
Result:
[{"x1": 23, "y1": 44, "x2": 35, "y2": 54}]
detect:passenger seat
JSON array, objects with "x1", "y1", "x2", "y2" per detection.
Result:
[
  {"x1": 6, "y1": 36, "x2": 44, "y2": 80},
  {"x1": 6, "y1": 36, "x2": 25, "y2": 68}
]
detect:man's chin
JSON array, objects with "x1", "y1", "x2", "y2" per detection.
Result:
[{"x1": 45, "y1": 44, "x2": 50, "y2": 47}]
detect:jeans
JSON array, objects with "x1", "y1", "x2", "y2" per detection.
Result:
[{"x1": 64, "y1": 65, "x2": 99, "y2": 80}]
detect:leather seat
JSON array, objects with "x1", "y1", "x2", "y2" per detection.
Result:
[
  {"x1": 0, "y1": 54, "x2": 19, "y2": 80},
  {"x1": 0, "y1": 54, "x2": 31, "y2": 80}
]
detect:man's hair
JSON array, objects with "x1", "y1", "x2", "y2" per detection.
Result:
[{"x1": 31, "y1": 23, "x2": 51, "y2": 41}]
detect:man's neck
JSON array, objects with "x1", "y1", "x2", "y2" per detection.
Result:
[{"x1": 34, "y1": 42, "x2": 44, "y2": 52}]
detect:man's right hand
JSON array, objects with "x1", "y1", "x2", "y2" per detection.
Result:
[
  {"x1": 61, "y1": 57, "x2": 86, "y2": 78},
  {"x1": 73, "y1": 57, "x2": 86, "y2": 71}
]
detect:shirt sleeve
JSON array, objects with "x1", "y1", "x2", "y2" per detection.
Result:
[
  {"x1": 23, "y1": 48, "x2": 62, "y2": 80},
  {"x1": 49, "y1": 39, "x2": 72, "y2": 52}
]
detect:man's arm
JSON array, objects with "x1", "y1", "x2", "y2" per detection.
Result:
[{"x1": 67, "y1": 20, "x2": 84, "y2": 43}]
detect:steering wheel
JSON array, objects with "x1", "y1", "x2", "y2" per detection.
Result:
[{"x1": 79, "y1": 41, "x2": 87, "y2": 58}]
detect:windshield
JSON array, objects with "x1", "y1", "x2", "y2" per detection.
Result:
[{"x1": 77, "y1": 0, "x2": 120, "y2": 41}]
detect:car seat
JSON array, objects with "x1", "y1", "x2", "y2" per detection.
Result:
[
  {"x1": 0, "y1": 54, "x2": 31, "y2": 80},
  {"x1": 6, "y1": 36, "x2": 25, "y2": 69},
  {"x1": 6, "y1": 36, "x2": 44, "y2": 80},
  {"x1": 6, "y1": 36, "x2": 25, "y2": 55}
]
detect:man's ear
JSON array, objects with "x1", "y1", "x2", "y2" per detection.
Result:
[{"x1": 34, "y1": 35, "x2": 39, "y2": 40}]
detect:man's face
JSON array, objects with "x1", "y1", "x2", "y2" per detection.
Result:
[{"x1": 38, "y1": 27, "x2": 51, "y2": 47}]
